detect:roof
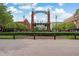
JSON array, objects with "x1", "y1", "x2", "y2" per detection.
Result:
[
  {"x1": 64, "y1": 14, "x2": 79, "y2": 23},
  {"x1": 64, "y1": 16, "x2": 74, "y2": 23}
]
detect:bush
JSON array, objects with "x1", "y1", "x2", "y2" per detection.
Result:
[
  {"x1": 16, "y1": 23, "x2": 27, "y2": 30},
  {"x1": 5, "y1": 22, "x2": 27, "y2": 32},
  {"x1": 0, "y1": 32, "x2": 79, "y2": 36}
]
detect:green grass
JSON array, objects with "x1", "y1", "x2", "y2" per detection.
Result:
[
  {"x1": 0, "y1": 35, "x2": 13, "y2": 39},
  {"x1": 65, "y1": 36, "x2": 79, "y2": 40}
]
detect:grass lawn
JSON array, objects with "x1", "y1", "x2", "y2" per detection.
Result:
[
  {"x1": 0, "y1": 35, "x2": 13, "y2": 39},
  {"x1": 65, "y1": 36, "x2": 79, "y2": 40}
]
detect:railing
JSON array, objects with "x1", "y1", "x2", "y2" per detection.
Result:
[{"x1": 0, "y1": 32, "x2": 79, "y2": 40}]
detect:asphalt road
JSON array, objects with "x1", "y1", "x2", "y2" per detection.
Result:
[{"x1": 0, "y1": 39, "x2": 79, "y2": 56}]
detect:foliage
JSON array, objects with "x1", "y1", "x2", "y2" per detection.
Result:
[
  {"x1": 34, "y1": 26, "x2": 39, "y2": 31},
  {"x1": 75, "y1": 9, "x2": 79, "y2": 14},
  {"x1": 53, "y1": 22, "x2": 76, "y2": 31},
  {"x1": 5, "y1": 22, "x2": 17, "y2": 29},
  {"x1": 57, "y1": 23, "x2": 65, "y2": 30},
  {"x1": 65, "y1": 22, "x2": 76, "y2": 30},
  {"x1": 5, "y1": 22, "x2": 27, "y2": 31},
  {"x1": 0, "y1": 32, "x2": 79, "y2": 36},
  {"x1": 0, "y1": 3, "x2": 13, "y2": 27},
  {"x1": 16, "y1": 23, "x2": 27, "y2": 30},
  {"x1": 52, "y1": 23, "x2": 65, "y2": 31}
]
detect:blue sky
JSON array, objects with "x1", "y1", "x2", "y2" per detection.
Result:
[{"x1": 4, "y1": 3, "x2": 79, "y2": 23}]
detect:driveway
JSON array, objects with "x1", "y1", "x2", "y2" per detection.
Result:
[{"x1": 0, "y1": 39, "x2": 79, "y2": 56}]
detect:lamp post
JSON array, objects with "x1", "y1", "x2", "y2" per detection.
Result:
[{"x1": 55, "y1": 15, "x2": 57, "y2": 32}]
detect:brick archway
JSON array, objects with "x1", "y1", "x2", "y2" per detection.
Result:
[{"x1": 31, "y1": 9, "x2": 50, "y2": 32}]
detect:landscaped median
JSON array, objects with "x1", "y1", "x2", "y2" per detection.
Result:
[{"x1": 0, "y1": 32, "x2": 79, "y2": 39}]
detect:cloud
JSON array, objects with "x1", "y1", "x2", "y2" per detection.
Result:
[
  {"x1": 55, "y1": 8, "x2": 65, "y2": 14},
  {"x1": 18, "y1": 3, "x2": 32, "y2": 10},
  {"x1": 35, "y1": 7, "x2": 44, "y2": 11},
  {"x1": 23, "y1": 8, "x2": 73, "y2": 23},
  {"x1": 18, "y1": 3, "x2": 37, "y2": 10},
  {"x1": 58, "y1": 3, "x2": 64, "y2": 6},
  {"x1": 19, "y1": 5, "x2": 31, "y2": 10},
  {"x1": 35, "y1": 5, "x2": 53, "y2": 11},
  {"x1": 20, "y1": 3, "x2": 37, "y2": 6},
  {"x1": 7, "y1": 6, "x2": 22, "y2": 14},
  {"x1": 32, "y1": 3, "x2": 37, "y2": 7},
  {"x1": 54, "y1": 8, "x2": 73, "y2": 22},
  {"x1": 14, "y1": 7, "x2": 73, "y2": 22},
  {"x1": 19, "y1": 3, "x2": 33, "y2": 6}
]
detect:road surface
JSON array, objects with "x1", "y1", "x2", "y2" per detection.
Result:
[{"x1": 0, "y1": 39, "x2": 79, "y2": 56}]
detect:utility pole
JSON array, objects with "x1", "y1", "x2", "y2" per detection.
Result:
[{"x1": 55, "y1": 15, "x2": 57, "y2": 32}]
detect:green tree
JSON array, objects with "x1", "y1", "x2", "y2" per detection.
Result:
[
  {"x1": 0, "y1": 3, "x2": 13, "y2": 27},
  {"x1": 75, "y1": 9, "x2": 79, "y2": 14},
  {"x1": 65, "y1": 22, "x2": 76, "y2": 30},
  {"x1": 53, "y1": 22, "x2": 76, "y2": 32},
  {"x1": 16, "y1": 23, "x2": 27, "y2": 30},
  {"x1": 57, "y1": 23, "x2": 65, "y2": 30},
  {"x1": 34, "y1": 26, "x2": 39, "y2": 31},
  {"x1": 52, "y1": 23, "x2": 65, "y2": 32},
  {"x1": 5, "y1": 22, "x2": 17, "y2": 29},
  {"x1": 5, "y1": 22, "x2": 27, "y2": 31}
]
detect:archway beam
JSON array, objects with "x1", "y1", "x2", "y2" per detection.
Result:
[
  {"x1": 34, "y1": 11, "x2": 48, "y2": 14},
  {"x1": 31, "y1": 9, "x2": 50, "y2": 32}
]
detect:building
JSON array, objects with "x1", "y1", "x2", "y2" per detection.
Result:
[
  {"x1": 64, "y1": 14, "x2": 79, "y2": 29},
  {"x1": 16, "y1": 19, "x2": 31, "y2": 30}
]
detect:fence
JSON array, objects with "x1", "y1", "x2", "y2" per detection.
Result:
[{"x1": 0, "y1": 32, "x2": 79, "y2": 40}]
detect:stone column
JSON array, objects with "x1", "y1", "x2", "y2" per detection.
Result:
[
  {"x1": 31, "y1": 11, "x2": 34, "y2": 31},
  {"x1": 47, "y1": 9, "x2": 50, "y2": 31}
]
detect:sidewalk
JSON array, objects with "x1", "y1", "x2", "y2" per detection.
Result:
[{"x1": 0, "y1": 39, "x2": 79, "y2": 56}]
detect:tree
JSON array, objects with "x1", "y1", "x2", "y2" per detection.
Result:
[
  {"x1": 34, "y1": 26, "x2": 39, "y2": 31},
  {"x1": 5, "y1": 22, "x2": 27, "y2": 32},
  {"x1": 65, "y1": 22, "x2": 76, "y2": 30},
  {"x1": 57, "y1": 23, "x2": 66, "y2": 31},
  {"x1": 0, "y1": 3, "x2": 13, "y2": 27},
  {"x1": 52, "y1": 23, "x2": 65, "y2": 32},
  {"x1": 5, "y1": 22, "x2": 17, "y2": 31},
  {"x1": 16, "y1": 23, "x2": 27, "y2": 30},
  {"x1": 53, "y1": 22, "x2": 76, "y2": 32},
  {"x1": 5, "y1": 22, "x2": 17, "y2": 29},
  {"x1": 75, "y1": 9, "x2": 79, "y2": 14}
]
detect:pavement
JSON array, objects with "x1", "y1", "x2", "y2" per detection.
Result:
[{"x1": 0, "y1": 39, "x2": 79, "y2": 56}]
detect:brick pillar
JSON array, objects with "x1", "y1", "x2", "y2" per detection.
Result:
[
  {"x1": 31, "y1": 11, "x2": 34, "y2": 31},
  {"x1": 47, "y1": 9, "x2": 50, "y2": 31}
]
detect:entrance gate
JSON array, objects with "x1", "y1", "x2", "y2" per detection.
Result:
[{"x1": 31, "y1": 9, "x2": 50, "y2": 31}]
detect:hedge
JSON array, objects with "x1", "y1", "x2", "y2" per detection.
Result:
[
  {"x1": 0, "y1": 32, "x2": 79, "y2": 36},
  {"x1": 0, "y1": 32, "x2": 79, "y2": 39}
]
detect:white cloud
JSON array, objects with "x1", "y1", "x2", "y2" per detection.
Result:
[
  {"x1": 7, "y1": 6, "x2": 22, "y2": 14},
  {"x1": 19, "y1": 5, "x2": 31, "y2": 10},
  {"x1": 35, "y1": 7, "x2": 44, "y2": 11},
  {"x1": 55, "y1": 8, "x2": 65, "y2": 14},
  {"x1": 58, "y1": 3, "x2": 63, "y2": 6},
  {"x1": 45, "y1": 5, "x2": 53, "y2": 10},
  {"x1": 35, "y1": 5, "x2": 53, "y2": 11},
  {"x1": 32, "y1": 3, "x2": 37, "y2": 7},
  {"x1": 20, "y1": 3, "x2": 33, "y2": 6},
  {"x1": 18, "y1": 3, "x2": 32, "y2": 10},
  {"x1": 54, "y1": 8, "x2": 73, "y2": 22},
  {"x1": 24, "y1": 8, "x2": 73, "y2": 23},
  {"x1": 18, "y1": 3, "x2": 37, "y2": 10}
]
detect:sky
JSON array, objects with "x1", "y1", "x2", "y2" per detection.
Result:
[{"x1": 4, "y1": 3, "x2": 79, "y2": 23}]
